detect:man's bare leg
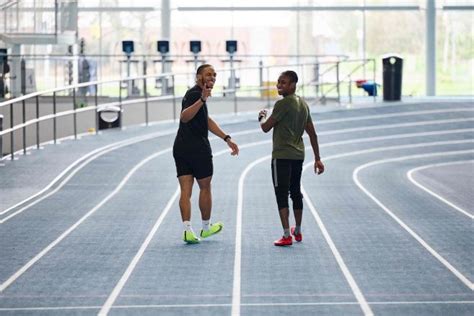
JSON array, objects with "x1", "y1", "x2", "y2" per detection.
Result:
[
  {"x1": 178, "y1": 175, "x2": 194, "y2": 221},
  {"x1": 196, "y1": 176, "x2": 212, "y2": 221},
  {"x1": 278, "y1": 207, "x2": 290, "y2": 231}
]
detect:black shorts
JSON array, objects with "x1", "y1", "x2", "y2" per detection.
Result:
[{"x1": 173, "y1": 154, "x2": 213, "y2": 179}]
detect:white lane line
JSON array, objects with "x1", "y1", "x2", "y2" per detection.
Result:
[
  {"x1": 0, "y1": 130, "x2": 177, "y2": 223},
  {"x1": 2, "y1": 300, "x2": 474, "y2": 311},
  {"x1": 407, "y1": 160, "x2": 474, "y2": 219},
  {"x1": 98, "y1": 187, "x2": 180, "y2": 316},
  {"x1": 99, "y1": 140, "x2": 269, "y2": 316},
  {"x1": 0, "y1": 147, "x2": 172, "y2": 293},
  {"x1": 3, "y1": 109, "x2": 472, "y2": 221},
  {"x1": 301, "y1": 182, "x2": 374, "y2": 315},
  {"x1": 233, "y1": 135, "x2": 474, "y2": 316},
  {"x1": 231, "y1": 156, "x2": 270, "y2": 316},
  {"x1": 299, "y1": 140, "x2": 474, "y2": 315},
  {"x1": 311, "y1": 107, "x2": 474, "y2": 124},
  {"x1": 4, "y1": 106, "x2": 470, "y2": 208},
  {"x1": 3, "y1": 128, "x2": 472, "y2": 308},
  {"x1": 353, "y1": 150, "x2": 474, "y2": 290}
]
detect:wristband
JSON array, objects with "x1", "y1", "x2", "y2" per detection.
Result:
[
  {"x1": 223, "y1": 135, "x2": 231, "y2": 142},
  {"x1": 200, "y1": 97, "x2": 206, "y2": 103}
]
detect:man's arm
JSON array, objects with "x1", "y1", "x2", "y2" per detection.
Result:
[
  {"x1": 180, "y1": 97, "x2": 205, "y2": 123},
  {"x1": 305, "y1": 120, "x2": 324, "y2": 174},
  {"x1": 181, "y1": 85, "x2": 212, "y2": 123},
  {"x1": 258, "y1": 109, "x2": 277, "y2": 133},
  {"x1": 208, "y1": 116, "x2": 239, "y2": 155}
]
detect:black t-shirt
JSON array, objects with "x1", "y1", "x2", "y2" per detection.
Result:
[{"x1": 173, "y1": 85, "x2": 211, "y2": 157}]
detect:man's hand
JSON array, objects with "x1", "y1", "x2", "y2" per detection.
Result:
[
  {"x1": 314, "y1": 160, "x2": 324, "y2": 175},
  {"x1": 258, "y1": 109, "x2": 267, "y2": 122},
  {"x1": 201, "y1": 82, "x2": 213, "y2": 101},
  {"x1": 226, "y1": 139, "x2": 239, "y2": 156}
]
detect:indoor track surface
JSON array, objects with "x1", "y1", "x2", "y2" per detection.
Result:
[{"x1": 0, "y1": 100, "x2": 473, "y2": 315}]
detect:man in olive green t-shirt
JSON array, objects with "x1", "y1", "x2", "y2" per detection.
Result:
[{"x1": 259, "y1": 70, "x2": 324, "y2": 246}]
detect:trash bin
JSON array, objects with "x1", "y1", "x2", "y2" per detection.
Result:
[
  {"x1": 382, "y1": 54, "x2": 403, "y2": 101},
  {"x1": 97, "y1": 105, "x2": 122, "y2": 130}
]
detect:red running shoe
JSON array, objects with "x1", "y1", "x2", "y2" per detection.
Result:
[
  {"x1": 274, "y1": 235, "x2": 293, "y2": 246},
  {"x1": 291, "y1": 227, "x2": 302, "y2": 242}
]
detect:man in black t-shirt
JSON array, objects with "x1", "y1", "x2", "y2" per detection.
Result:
[{"x1": 173, "y1": 64, "x2": 239, "y2": 244}]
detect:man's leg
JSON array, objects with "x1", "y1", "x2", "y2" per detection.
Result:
[
  {"x1": 196, "y1": 176, "x2": 212, "y2": 221},
  {"x1": 178, "y1": 175, "x2": 194, "y2": 221},
  {"x1": 278, "y1": 207, "x2": 290, "y2": 231},
  {"x1": 196, "y1": 175, "x2": 223, "y2": 238},
  {"x1": 178, "y1": 175, "x2": 200, "y2": 243},
  {"x1": 289, "y1": 160, "x2": 304, "y2": 240},
  {"x1": 272, "y1": 159, "x2": 292, "y2": 245}
]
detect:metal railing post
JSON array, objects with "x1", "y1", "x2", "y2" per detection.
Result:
[
  {"x1": 35, "y1": 95, "x2": 40, "y2": 149},
  {"x1": 301, "y1": 64, "x2": 305, "y2": 98},
  {"x1": 266, "y1": 66, "x2": 270, "y2": 108},
  {"x1": 373, "y1": 59, "x2": 377, "y2": 103},
  {"x1": 94, "y1": 88, "x2": 99, "y2": 134},
  {"x1": 233, "y1": 86, "x2": 238, "y2": 114},
  {"x1": 258, "y1": 60, "x2": 263, "y2": 97},
  {"x1": 348, "y1": 76, "x2": 352, "y2": 105},
  {"x1": 336, "y1": 62, "x2": 341, "y2": 104},
  {"x1": 10, "y1": 103, "x2": 14, "y2": 160},
  {"x1": 144, "y1": 77, "x2": 149, "y2": 126},
  {"x1": 172, "y1": 75, "x2": 177, "y2": 122},
  {"x1": 22, "y1": 99, "x2": 26, "y2": 154},
  {"x1": 72, "y1": 88, "x2": 77, "y2": 139},
  {"x1": 53, "y1": 92, "x2": 57, "y2": 143}
]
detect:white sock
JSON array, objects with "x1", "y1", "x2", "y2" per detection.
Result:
[
  {"x1": 283, "y1": 228, "x2": 291, "y2": 238},
  {"x1": 202, "y1": 220, "x2": 210, "y2": 231},
  {"x1": 183, "y1": 221, "x2": 193, "y2": 232}
]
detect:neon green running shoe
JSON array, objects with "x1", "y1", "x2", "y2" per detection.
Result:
[
  {"x1": 183, "y1": 230, "x2": 200, "y2": 244},
  {"x1": 200, "y1": 222, "x2": 224, "y2": 239}
]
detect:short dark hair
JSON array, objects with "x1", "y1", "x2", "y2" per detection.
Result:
[
  {"x1": 281, "y1": 70, "x2": 298, "y2": 83},
  {"x1": 196, "y1": 64, "x2": 213, "y2": 75}
]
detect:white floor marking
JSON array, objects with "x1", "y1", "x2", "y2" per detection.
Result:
[
  {"x1": 0, "y1": 130, "x2": 177, "y2": 223},
  {"x1": 2, "y1": 300, "x2": 473, "y2": 312},
  {"x1": 98, "y1": 187, "x2": 180, "y2": 316},
  {"x1": 99, "y1": 141, "x2": 270, "y2": 316},
  {"x1": 0, "y1": 147, "x2": 172, "y2": 293},
  {"x1": 2, "y1": 109, "x2": 472, "y2": 312},
  {"x1": 3, "y1": 107, "x2": 471, "y2": 220},
  {"x1": 232, "y1": 156, "x2": 270, "y2": 316},
  {"x1": 353, "y1": 150, "x2": 474, "y2": 290},
  {"x1": 301, "y1": 183, "x2": 374, "y2": 316},
  {"x1": 407, "y1": 160, "x2": 474, "y2": 219}
]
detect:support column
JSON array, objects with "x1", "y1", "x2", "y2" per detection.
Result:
[
  {"x1": 161, "y1": 0, "x2": 171, "y2": 40},
  {"x1": 426, "y1": 0, "x2": 436, "y2": 96},
  {"x1": 11, "y1": 44, "x2": 21, "y2": 97}
]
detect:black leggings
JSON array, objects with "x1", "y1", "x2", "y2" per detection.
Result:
[{"x1": 271, "y1": 159, "x2": 304, "y2": 210}]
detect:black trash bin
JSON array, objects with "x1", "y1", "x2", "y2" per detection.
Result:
[
  {"x1": 97, "y1": 105, "x2": 122, "y2": 130},
  {"x1": 382, "y1": 54, "x2": 403, "y2": 101}
]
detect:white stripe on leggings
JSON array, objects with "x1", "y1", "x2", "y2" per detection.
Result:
[{"x1": 272, "y1": 159, "x2": 278, "y2": 187}]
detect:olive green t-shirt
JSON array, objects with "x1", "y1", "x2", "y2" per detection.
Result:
[{"x1": 270, "y1": 94, "x2": 312, "y2": 160}]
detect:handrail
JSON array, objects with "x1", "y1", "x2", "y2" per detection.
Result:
[
  {"x1": 1, "y1": 57, "x2": 376, "y2": 160},
  {"x1": 0, "y1": 72, "x2": 176, "y2": 108},
  {"x1": 317, "y1": 59, "x2": 376, "y2": 103}
]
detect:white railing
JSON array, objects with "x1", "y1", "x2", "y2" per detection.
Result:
[{"x1": 0, "y1": 58, "x2": 376, "y2": 160}]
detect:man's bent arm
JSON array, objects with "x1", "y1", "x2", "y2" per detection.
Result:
[
  {"x1": 180, "y1": 98, "x2": 205, "y2": 123},
  {"x1": 260, "y1": 116, "x2": 277, "y2": 133}
]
